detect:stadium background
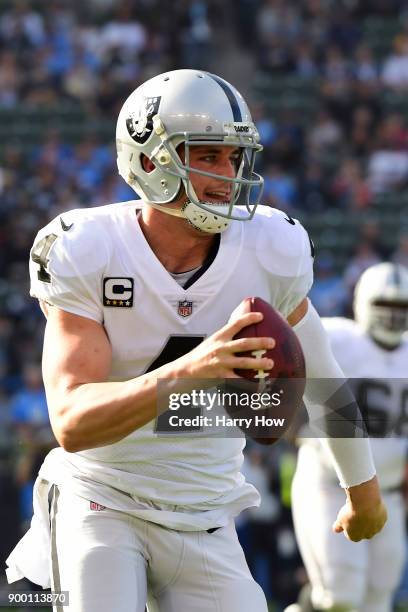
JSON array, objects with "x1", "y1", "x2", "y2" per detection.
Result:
[{"x1": 0, "y1": 0, "x2": 407, "y2": 610}]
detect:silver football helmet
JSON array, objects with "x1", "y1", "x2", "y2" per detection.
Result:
[
  {"x1": 354, "y1": 262, "x2": 408, "y2": 347},
  {"x1": 116, "y1": 69, "x2": 264, "y2": 233}
]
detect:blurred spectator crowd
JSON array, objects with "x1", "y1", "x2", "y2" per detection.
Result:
[{"x1": 1, "y1": 0, "x2": 408, "y2": 608}]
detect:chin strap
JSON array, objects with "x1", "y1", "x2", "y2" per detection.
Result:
[
  {"x1": 145, "y1": 200, "x2": 232, "y2": 234},
  {"x1": 145, "y1": 200, "x2": 184, "y2": 218}
]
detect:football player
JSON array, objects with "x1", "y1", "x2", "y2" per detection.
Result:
[
  {"x1": 287, "y1": 262, "x2": 408, "y2": 612},
  {"x1": 6, "y1": 70, "x2": 386, "y2": 612}
]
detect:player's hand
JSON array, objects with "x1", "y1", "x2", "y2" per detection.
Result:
[
  {"x1": 177, "y1": 312, "x2": 275, "y2": 379},
  {"x1": 332, "y1": 476, "x2": 387, "y2": 541}
]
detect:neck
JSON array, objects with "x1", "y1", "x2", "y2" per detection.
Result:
[{"x1": 138, "y1": 204, "x2": 217, "y2": 273}]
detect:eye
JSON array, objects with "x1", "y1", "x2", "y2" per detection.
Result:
[
  {"x1": 230, "y1": 150, "x2": 243, "y2": 167},
  {"x1": 198, "y1": 154, "x2": 216, "y2": 163}
]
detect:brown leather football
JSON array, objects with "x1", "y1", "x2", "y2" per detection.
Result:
[
  {"x1": 234, "y1": 297, "x2": 305, "y2": 380},
  {"x1": 228, "y1": 296, "x2": 306, "y2": 444}
]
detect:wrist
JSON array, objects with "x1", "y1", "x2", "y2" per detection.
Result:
[
  {"x1": 168, "y1": 354, "x2": 194, "y2": 379},
  {"x1": 345, "y1": 475, "x2": 382, "y2": 509}
]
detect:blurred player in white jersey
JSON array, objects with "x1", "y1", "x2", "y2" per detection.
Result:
[
  {"x1": 287, "y1": 262, "x2": 408, "y2": 612},
  {"x1": 6, "y1": 70, "x2": 386, "y2": 612}
]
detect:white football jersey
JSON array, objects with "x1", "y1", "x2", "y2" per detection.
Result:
[
  {"x1": 29, "y1": 202, "x2": 313, "y2": 530},
  {"x1": 305, "y1": 317, "x2": 408, "y2": 490}
]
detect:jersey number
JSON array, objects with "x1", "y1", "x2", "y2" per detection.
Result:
[
  {"x1": 354, "y1": 380, "x2": 408, "y2": 438},
  {"x1": 145, "y1": 335, "x2": 205, "y2": 433},
  {"x1": 31, "y1": 234, "x2": 58, "y2": 283}
]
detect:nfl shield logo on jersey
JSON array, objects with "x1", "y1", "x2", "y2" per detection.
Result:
[
  {"x1": 178, "y1": 300, "x2": 193, "y2": 317},
  {"x1": 90, "y1": 501, "x2": 106, "y2": 511}
]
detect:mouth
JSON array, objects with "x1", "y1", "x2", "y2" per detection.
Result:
[{"x1": 203, "y1": 189, "x2": 231, "y2": 203}]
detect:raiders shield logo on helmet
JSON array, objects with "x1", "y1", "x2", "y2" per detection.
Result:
[
  {"x1": 126, "y1": 96, "x2": 161, "y2": 144},
  {"x1": 178, "y1": 300, "x2": 193, "y2": 317}
]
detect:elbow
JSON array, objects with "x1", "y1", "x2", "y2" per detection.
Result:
[
  {"x1": 58, "y1": 433, "x2": 82, "y2": 453},
  {"x1": 56, "y1": 426, "x2": 82, "y2": 453},
  {"x1": 52, "y1": 408, "x2": 83, "y2": 453}
]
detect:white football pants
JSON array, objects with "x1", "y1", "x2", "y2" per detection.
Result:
[
  {"x1": 291, "y1": 458, "x2": 406, "y2": 612},
  {"x1": 49, "y1": 486, "x2": 267, "y2": 612}
]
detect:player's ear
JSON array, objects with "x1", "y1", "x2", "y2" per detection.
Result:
[{"x1": 141, "y1": 154, "x2": 155, "y2": 173}]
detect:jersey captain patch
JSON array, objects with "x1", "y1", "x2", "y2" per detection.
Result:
[{"x1": 103, "y1": 277, "x2": 134, "y2": 307}]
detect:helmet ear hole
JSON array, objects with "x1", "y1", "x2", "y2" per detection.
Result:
[{"x1": 140, "y1": 153, "x2": 155, "y2": 173}]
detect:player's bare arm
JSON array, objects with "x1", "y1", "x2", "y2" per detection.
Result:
[
  {"x1": 286, "y1": 297, "x2": 308, "y2": 326},
  {"x1": 42, "y1": 305, "x2": 274, "y2": 452},
  {"x1": 287, "y1": 296, "x2": 387, "y2": 541}
]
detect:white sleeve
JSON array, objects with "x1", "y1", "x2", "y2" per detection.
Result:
[
  {"x1": 293, "y1": 301, "x2": 376, "y2": 488},
  {"x1": 29, "y1": 219, "x2": 107, "y2": 323}
]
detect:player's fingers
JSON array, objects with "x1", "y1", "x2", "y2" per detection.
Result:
[
  {"x1": 333, "y1": 524, "x2": 362, "y2": 542},
  {"x1": 224, "y1": 336, "x2": 275, "y2": 353},
  {"x1": 225, "y1": 371, "x2": 242, "y2": 379},
  {"x1": 217, "y1": 312, "x2": 263, "y2": 340},
  {"x1": 347, "y1": 532, "x2": 363, "y2": 542},
  {"x1": 333, "y1": 523, "x2": 357, "y2": 541},
  {"x1": 332, "y1": 520, "x2": 344, "y2": 534},
  {"x1": 230, "y1": 355, "x2": 274, "y2": 371}
]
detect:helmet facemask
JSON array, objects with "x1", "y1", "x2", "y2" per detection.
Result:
[
  {"x1": 146, "y1": 123, "x2": 264, "y2": 232},
  {"x1": 367, "y1": 300, "x2": 408, "y2": 347}
]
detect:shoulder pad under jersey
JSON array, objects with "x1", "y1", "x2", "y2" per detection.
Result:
[
  {"x1": 29, "y1": 206, "x2": 113, "y2": 322},
  {"x1": 253, "y1": 206, "x2": 314, "y2": 279}
]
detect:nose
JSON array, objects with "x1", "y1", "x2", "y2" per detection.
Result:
[{"x1": 217, "y1": 155, "x2": 236, "y2": 179}]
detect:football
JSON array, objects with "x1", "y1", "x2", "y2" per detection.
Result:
[
  {"x1": 226, "y1": 296, "x2": 306, "y2": 445},
  {"x1": 233, "y1": 296, "x2": 306, "y2": 381}
]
